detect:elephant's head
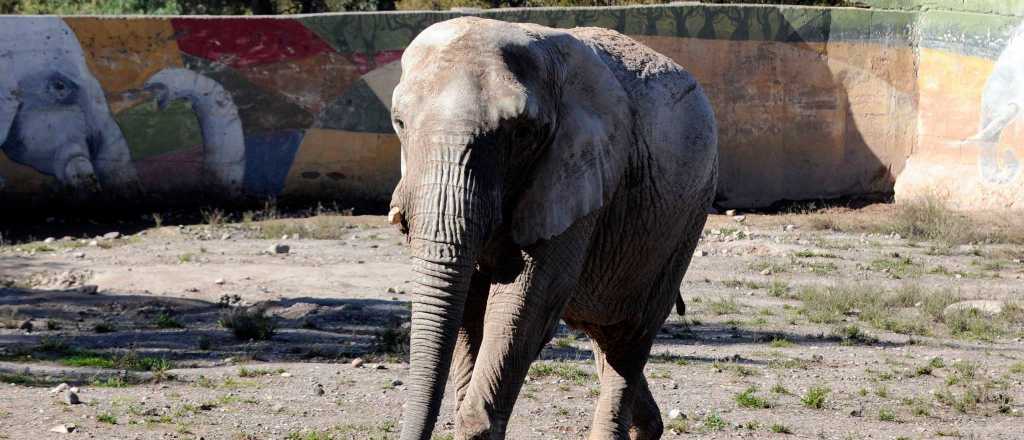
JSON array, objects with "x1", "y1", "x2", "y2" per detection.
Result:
[
  {"x1": 387, "y1": 17, "x2": 631, "y2": 440},
  {"x1": 0, "y1": 17, "x2": 138, "y2": 194}
]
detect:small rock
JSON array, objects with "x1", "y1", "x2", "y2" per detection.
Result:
[
  {"x1": 669, "y1": 381, "x2": 679, "y2": 390},
  {"x1": 73, "y1": 252, "x2": 86, "y2": 259},
  {"x1": 280, "y1": 372, "x2": 292, "y2": 378},
  {"x1": 18, "y1": 320, "x2": 32, "y2": 331},
  {"x1": 783, "y1": 224, "x2": 797, "y2": 232},
  {"x1": 272, "y1": 404, "x2": 284, "y2": 413},
  {"x1": 221, "y1": 233, "x2": 232, "y2": 241},
  {"x1": 668, "y1": 408, "x2": 686, "y2": 420},
  {"x1": 43, "y1": 237, "x2": 55, "y2": 243},
  {"x1": 387, "y1": 287, "x2": 397, "y2": 293},
  {"x1": 49, "y1": 424, "x2": 76, "y2": 433},
  {"x1": 725, "y1": 209, "x2": 737, "y2": 217},
  {"x1": 732, "y1": 215, "x2": 746, "y2": 223},
  {"x1": 693, "y1": 249, "x2": 708, "y2": 257},
  {"x1": 351, "y1": 358, "x2": 365, "y2": 368},
  {"x1": 374, "y1": 364, "x2": 388, "y2": 370},
  {"x1": 268, "y1": 243, "x2": 290, "y2": 254},
  {"x1": 75, "y1": 285, "x2": 98, "y2": 295},
  {"x1": 313, "y1": 383, "x2": 325, "y2": 396},
  {"x1": 760, "y1": 269, "x2": 771, "y2": 276},
  {"x1": 64, "y1": 391, "x2": 80, "y2": 405},
  {"x1": 88, "y1": 240, "x2": 99, "y2": 247},
  {"x1": 50, "y1": 383, "x2": 69, "y2": 394},
  {"x1": 214, "y1": 278, "x2": 225, "y2": 285},
  {"x1": 102, "y1": 232, "x2": 120, "y2": 240},
  {"x1": 391, "y1": 379, "x2": 404, "y2": 387},
  {"x1": 943, "y1": 300, "x2": 1004, "y2": 317},
  {"x1": 69, "y1": 386, "x2": 79, "y2": 393}
]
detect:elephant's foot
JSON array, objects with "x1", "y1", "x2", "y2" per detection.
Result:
[{"x1": 455, "y1": 401, "x2": 498, "y2": 440}]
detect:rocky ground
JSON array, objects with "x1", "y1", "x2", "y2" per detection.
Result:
[{"x1": 1, "y1": 202, "x2": 1023, "y2": 439}]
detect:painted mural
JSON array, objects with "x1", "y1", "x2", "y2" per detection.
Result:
[
  {"x1": 895, "y1": 12, "x2": 1024, "y2": 210},
  {"x1": 0, "y1": 6, "x2": 923, "y2": 210}
]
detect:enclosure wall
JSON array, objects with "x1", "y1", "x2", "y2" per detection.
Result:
[{"x1": 0, "y1": 3, "x2": 1019, "y2": 210}]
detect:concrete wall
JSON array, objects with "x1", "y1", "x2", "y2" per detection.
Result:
[{"x1": 0, "y1": 4, "x2": 1016, "y2": 211}]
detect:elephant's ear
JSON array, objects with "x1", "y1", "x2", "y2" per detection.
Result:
[{"x1": 509, "y1": 33, "x2": 631, "y2": 246}]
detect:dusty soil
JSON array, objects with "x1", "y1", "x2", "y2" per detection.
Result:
[{"x1": 1, "y1": 205, "x2": 1022, "y2": 439}]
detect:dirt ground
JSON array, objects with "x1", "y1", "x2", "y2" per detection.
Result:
[{"x1": 1, "y1": 204, "x2": 1022, "y2": 439}]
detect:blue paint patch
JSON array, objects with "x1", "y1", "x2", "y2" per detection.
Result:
[{"x1": 243, "y1": 130, "x2": 304, "y2": 196}]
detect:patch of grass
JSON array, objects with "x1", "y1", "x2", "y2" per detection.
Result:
[
  {"x1": 375, "y1": 323, "x2": 410, "y2": 358},
  {"x1": 219, "y1": 306, "x2": 276, "y2": 341},
  {"x1": 154, "y1": 313, "x2": 183, "y2": 329},
  {"x1": 804, "y1": 261, "x2": 838, "y2": 274},
  {"x1": 770, "y1": 423, "x2": 792, "y2": 434},
  {"x1": 869, "y1": 256, "x2": 919, "y2": 278},
  {"x1": 796, "y1": 283, "x2": 959, "y2": 336},
  {"x1": 702, "y1": 412, "x2": 727, "y2": 432},
  {"x1": 553, "y1": 336, "x2": 576, "y2": 348},
  {"x1": 749, "y1": 259, "x2": 789, "y2": 274},
  {"x1": 722, "y1": 279, "x2": 765, "y2": 289},
  {"x1": 713, "y1": 362, "x2": 760, "y2": 377},
  {"x1": 945, "y1": 308, "x2": 1007, "y2": 341},
  {"x1": 735, "y1": 386, "x2": 772, "y2": 409},
  {"x1": 801, "y1": 385, "x2": 829, "y2": 409},
  {"x1": 767, "y1": 280, "x2": 790, "y2": 298},
  {"x1": 177, "y1": 253, "x2": 194, "y2": 263},
  {"x1": 665, "y1": 418, "x2": 689, "y2": 434},
  {"x1": 707, "y1": 296, "x2": 741, "y2": 315},
  {"x1": 97, "y1": 412, "x2": 118, "y2": 424},
  {"x1": 793, "y1": 250, "x2": 839, "y2": 259},
  {"x1": 1009, "y1": 362, "x2": 1024, "y2": 375},
  {"x1": 527, "y1": 362, "x2": 594, "y2": 385},
  {"x1": 769, "y1": 338, "x2": 794, "y2": 348},
  {"x1": 771, "y1": 383, "x2": 790, "y2": 395},
  {"x1": 878, "y1": 407, "x2": 897, "y2": 422},
  {"x1": 884, "y1": 195, "x2": 975, "y2": 245},
  {"x1": 831, "y1": 325, "x2": 878, "y2": 345},
  {"x1": 238, "y1": 367, "x2": 285, "y2": 377}
]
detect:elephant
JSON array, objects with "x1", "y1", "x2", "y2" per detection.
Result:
[
  {"x1": 968, "y1": 21, "x2": 1024, "y2": 184},
  {"x1": 145, "y1": 68, "x2": 247, "y2": 193},
  {"x1": 0, "y1": 17, "x2": 139, "y2": 194},
  {"x1": 386, "y1": 17, "x2": 718, "y2": 440}
]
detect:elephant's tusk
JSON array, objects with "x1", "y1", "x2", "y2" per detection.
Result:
[{"x1": 388, "y1": 207, "x2": 403, "y2": 225}]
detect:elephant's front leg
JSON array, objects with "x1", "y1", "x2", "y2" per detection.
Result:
[
  {"x1": 452, "y1": 271, "x2": 491, "y2": 416},
  {"x1": 455, "y1": 221, "x2": 595, "y2": 440}
]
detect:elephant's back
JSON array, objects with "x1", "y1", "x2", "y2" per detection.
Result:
[{"x1": 571, "y1": 27, "x2": 717, "y2": 191}]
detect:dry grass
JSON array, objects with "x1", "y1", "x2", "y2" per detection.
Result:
[{"x1": 796, "y1": 284, "x2": 961, "y2": 337}]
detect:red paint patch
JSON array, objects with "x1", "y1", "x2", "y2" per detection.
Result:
[
  {"x1": 351, "y1": 50, "x2": 403, "y2": 75},
  {"x1": 171, "y1": 18, "x2": 334, "y2": 68}
]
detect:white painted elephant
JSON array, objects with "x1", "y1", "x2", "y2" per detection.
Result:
[
  {"x1": 0, "y1": 17, "x2": 247, "y2": 196},
  {"x1": 0, "y1": 17, "x2": 138, "y2": 194},
  {"x1": 970, "y1": 21, "x2": 1024, "y2": 184},
  {"x1": 387, "y1": 18, "x2": 717, "y2": 440}
]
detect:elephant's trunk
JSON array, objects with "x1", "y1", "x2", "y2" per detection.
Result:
[{"x1": 396, "y1": 147, "x2": 496, "y2": 440}]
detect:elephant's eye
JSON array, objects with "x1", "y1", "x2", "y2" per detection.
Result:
[
  {"x1": 46, "y1": 74, "x2": 77, "y2": 104},
  {"x1": 393, "y1": 118, "x2": 405, "y2": 131}
]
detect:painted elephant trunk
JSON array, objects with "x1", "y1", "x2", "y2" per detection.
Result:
[{"x1": 395, "y1": 154, "x2": 495, "y2": 440}]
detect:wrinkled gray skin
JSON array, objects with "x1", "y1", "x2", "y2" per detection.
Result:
[
  {"x1": 388, "y1": 17, "x2": 717, "y2": 440},
  {"x1": 0, "y1": 17, "x2": 139, "y2": 194}
]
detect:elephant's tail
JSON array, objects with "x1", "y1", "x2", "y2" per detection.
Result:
[{"x1": 145, "y1": 68, "x2": 246, "y2": 193}]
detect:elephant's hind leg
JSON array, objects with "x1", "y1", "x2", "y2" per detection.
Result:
[{"x1": 586, "y1": 323, "x2": 660, "y2": 440}]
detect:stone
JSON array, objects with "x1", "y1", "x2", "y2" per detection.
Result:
[
  {"x1": 391, "y1": 379, "x2": 403, "y2": 387},
  {"x1": 760, "y1": 269, "x2": 771, "y2": 276},
  {"x1": 943, "y1": 300, "x2": 1004, "y2": 317},
  {"x1": 351, "y1": 358, "x2": 365, "y2": 368},
  {"x1": 784, "y1": 224, "x2": 797, "y2": 232},
  {"x1": 280, "y1": 372, "x2": 292, "y2": 378},
  {"x1": 102, "y1": 232, "x2": 120, "y2": 240},
  {"x1": 64, "y1": 390, "x2": 80, "y2": 405},
  {"x1": 18, "y1": 319, "x2": 32, "y2": 331},
  {"x1": 693, "y1": 249, "x2": 708, "y2": 257},
  {"x1": 313, "y1": 383, "x2": 325, "y2": 396},
  {"x1": 43, "y1": 237, "x2": 55, "y2": 243},
  {"x1": 73, "y1": 252, "x2": 86, "y2": 259},
  {"x1": 270, "y1": 302, "x2": 320, "y2": 320},
  {"x1": 49, "y1": 424, "x2": 76, "y2": 433},
  {"x1": 725, "y1": 209, "x2": 737, "y2": 217},
  {"x1": 268, "y1": 244, "x2": 290, "y2": 254},
  {"x1": 88, "y1": 240, "x2": 99, "y2": 247},
  {"x1": 215, "y1": 278, "x2": 225, "y2": 285},
  {"x1": 221, "y1": 233, "x2": 232, "y2": 241},
  {"x1": 50, "y1": 383, "x2": 69, "y2": 394},
  {"x1": 668, "y1": 408, "x2": 686, "y2": 420},
  {"x1": 733, "y1": 215, "x2": 746, "y2": 223}
]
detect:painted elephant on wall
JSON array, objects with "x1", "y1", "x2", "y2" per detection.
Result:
[
  {"x1": 0, "y1": 17, "x2": 138, "y2": 194},
  {"x1": 0, "y1": 17, "x2": 246, "y2": 196},
  {"x1": 969, "y1": 21, "x2": 1024, "y2": 184},
  {"x1": 387, "y1": 18, "x2": 718, "y2": 440}
]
